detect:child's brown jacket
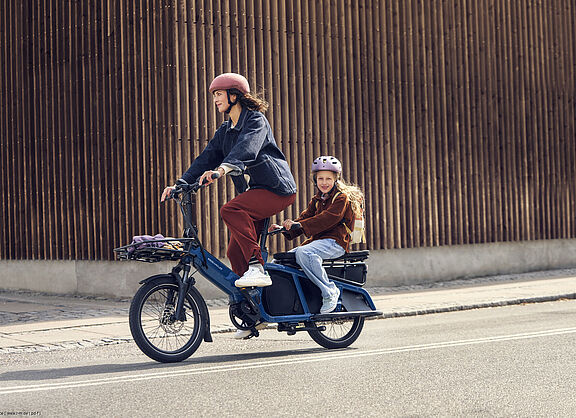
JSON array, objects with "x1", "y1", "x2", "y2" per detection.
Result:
[{"x1": 284, "y1": 187, "x2": 355, "y2": 252}]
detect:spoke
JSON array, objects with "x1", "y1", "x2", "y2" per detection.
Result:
[
  {"x1": 173, "y1": 332, "x2": 183, "y2": 350},
  {"x1": 147, "y1": 324, "x2": 163, "y2": 344},
  {"x1": 320, "y1": 319, "x2": 353, "y2": 341}
]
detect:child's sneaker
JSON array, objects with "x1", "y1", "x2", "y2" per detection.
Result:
[
  {"x1": 234, "y1": 264, "x2": 272, "y2": 287},
  {"x1": 320, "y1": 288, "x2": 341, "y2": 313}
]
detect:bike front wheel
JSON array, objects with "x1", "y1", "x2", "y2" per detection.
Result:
[{"x1": 129, "y1": 277, "x2": 206, "y2": 363}]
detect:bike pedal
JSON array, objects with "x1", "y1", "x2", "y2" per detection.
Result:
[{"x1": 243, "y1": 330, "x2": 259, "y2": 340}]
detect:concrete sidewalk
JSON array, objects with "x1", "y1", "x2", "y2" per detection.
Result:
[{"x1": 1, "y1": 269, "x2": 575, "y2": 354}]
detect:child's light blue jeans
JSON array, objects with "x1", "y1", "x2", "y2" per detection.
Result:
[{"x1": 289, "y1": 238, "x2": 345, "y2": 298}]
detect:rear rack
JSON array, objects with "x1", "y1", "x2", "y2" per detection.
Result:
[
  {"x1": 273, "y1": 250, "x2": 369, "y2": 266},
  {"x1": 114, "y1": 238, "x2": 195, "y2": 263}
]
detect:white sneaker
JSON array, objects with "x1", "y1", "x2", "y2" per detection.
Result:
[
  {"x1": 234, "y1": 264, "x2": 272, "y2": 287},
  {"x1": 320, "y1": 288, "x2": 341, "y2": 313},
  {"x1": 234, "y1": 322, "x2": 268, "y2": 339}
]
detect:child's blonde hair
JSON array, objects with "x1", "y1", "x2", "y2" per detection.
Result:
[{"x1": 336, "y1": 178, "x2": 364, "y2": 217}]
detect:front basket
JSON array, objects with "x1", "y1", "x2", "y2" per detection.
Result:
[{"x1": 114, "y1": 238, "x2": 194, "y2": 263}]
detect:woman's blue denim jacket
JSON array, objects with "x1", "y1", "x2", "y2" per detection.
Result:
[{"x1": 181, "y1": 107, "x2": 297, "y2": 196}]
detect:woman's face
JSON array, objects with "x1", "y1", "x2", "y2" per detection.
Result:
[
  {"x1": 315, "y1": 171, "x2": 337, "y2": 194},
  {"x1": 213, "y1": 90, "x2": 236, "y2": 113}
]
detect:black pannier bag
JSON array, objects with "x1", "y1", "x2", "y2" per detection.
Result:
[
  {"x1": 263, "y1": 271, "x2": 323, "y2": 315},
  {"x1": 324, "y1": 262, "x2": 367, "y2": 286},
  {"x1": 273, "y1": 251, "x2": 368, "y2": 287}
]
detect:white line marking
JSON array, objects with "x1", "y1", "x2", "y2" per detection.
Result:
[{"x1": 2, "y1": 327, "x2": 575, "y2": 395}]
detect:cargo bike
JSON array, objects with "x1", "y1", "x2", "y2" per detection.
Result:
[{"x1": 114, "y1": 179, "x2": 382, "y2": 363}]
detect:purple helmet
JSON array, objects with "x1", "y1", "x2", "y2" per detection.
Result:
[{"x1": 311, "y1": 156, "x2": 342, "y2": 174}]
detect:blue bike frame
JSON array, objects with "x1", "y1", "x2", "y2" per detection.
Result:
[
  {"x1": 184, "y1": 238, "x2": 377, "y2": 324},
  {"x1": 160, "y1": 182, "x2": 379, "y2": 326}
]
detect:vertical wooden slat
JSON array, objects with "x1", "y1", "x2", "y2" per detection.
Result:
[
  {"x1": 3, "y1": 1, "x2": 13, "y2": 257},
  {"x1": 361, "y1": 0, "x2": 377, "y2": 249},
  {"x1": 91, "y1": 1, "x2": 103, "y2": 258},
  {"x1": 15, "y1": 1, "x2": 29, "y2": 259},
  {"x1": 41, "y1": 0, "x2": 51, "y2": 258},
  {"x1": 377, "y1": 1, "x2": 394, "y2": 249},
  {"x1": 342, "y1": 0, "x2": 356, "y2": 207},
  {"x1": 0, "y1": 0, "x2": 6, "y2": 258}
]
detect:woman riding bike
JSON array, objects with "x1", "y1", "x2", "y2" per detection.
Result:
[{"x1": 161, "y1": 72, "x2": 297, "y2": 287}]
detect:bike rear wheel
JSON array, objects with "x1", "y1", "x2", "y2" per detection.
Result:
[
  {"x1": 307, "y1": 309, "x2": 365, "y2": 349},
  {"x1": 129, "y1": 277, "x2": 205, "y2": 363}
]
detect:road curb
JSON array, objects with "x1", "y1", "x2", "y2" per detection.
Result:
[{"x1": 378, "y1": 293, "x2": 576, "y2": 319}]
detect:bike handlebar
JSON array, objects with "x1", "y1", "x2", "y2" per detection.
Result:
[
  {"x1": 167, "y1": 172, "x2": 220, "y2": 200},
  {"x1": 266, "y1": 227, "x2": 287, "y2": 236},
  {"x1": 266, "y1": 223, "x2": 302, "y2": 236}
]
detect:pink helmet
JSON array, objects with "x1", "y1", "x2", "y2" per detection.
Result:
[
  {"x1": 311, "y1": 156, "x2": 342, "y2": 173},
  {"x1": 209, "y1": 73, "x2": 250, "y2": 94}
]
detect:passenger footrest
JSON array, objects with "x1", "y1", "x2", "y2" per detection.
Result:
[{"x1": 312, "y1": 310, "x2": 383, "y2": 321}]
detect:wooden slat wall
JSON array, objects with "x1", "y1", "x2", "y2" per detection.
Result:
[{"x1": 1, "y1": 0, "x2": 575, "y2": 260}]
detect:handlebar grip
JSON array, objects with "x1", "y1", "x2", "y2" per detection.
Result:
[{"x1": 201, "y1": 171, "x2": 220, "y2": 185}]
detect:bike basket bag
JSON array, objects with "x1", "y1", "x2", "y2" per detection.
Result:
[
  {"x1": 325, "y1": 262, "x2": 367, "y2": 286},
  {"x1": 263, "y1": 271, "x2": 322, "y2": 315}
]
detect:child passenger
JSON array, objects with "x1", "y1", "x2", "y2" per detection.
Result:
[{"x1": 269, "y1": 156, "x2": 365, "y2": 313}]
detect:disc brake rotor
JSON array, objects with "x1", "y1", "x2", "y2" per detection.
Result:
[{"x1": 160, "y1": 306, "x2": 185, "y2": 334}]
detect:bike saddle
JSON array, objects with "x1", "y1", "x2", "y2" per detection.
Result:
[{"x1": 273, "y1": 250, "x2": 369, "y2": 266}]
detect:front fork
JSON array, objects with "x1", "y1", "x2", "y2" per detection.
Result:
[{"x1": 173, "y1": 262, "x2": 194, "y2": 322}]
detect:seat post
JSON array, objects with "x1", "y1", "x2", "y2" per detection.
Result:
[{"x1": 259, "y1": 218, "x2": 271, "y2": 251}]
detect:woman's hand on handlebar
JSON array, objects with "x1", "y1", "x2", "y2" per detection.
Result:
[
  {"x1": 161, "y1": 172, "x2": 222, "y2": 203},
  {"x1": 199, "y1": 170, "x2": 222, "y2": 186},
  {"x1": 161, "y1": 186, "x2": 175, "y2": 202}
]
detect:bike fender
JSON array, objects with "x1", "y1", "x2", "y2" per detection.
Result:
[
  {"x1": 138, "y1": 273, "x2": 178, "y2": 285},
  {"x1": 187, "y1": 286, "x2": 213, "y2": 343}
]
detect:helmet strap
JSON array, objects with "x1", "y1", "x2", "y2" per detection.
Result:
[{"x1": 225, "y1": 90, "x2": 239, "y2": 114}]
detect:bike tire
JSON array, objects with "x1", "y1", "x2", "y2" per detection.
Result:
[
  {"x1": 129, "y1": 277, "x2": 205, "y2": 363},
  {"x1": 306, "y1": 309, "x2": 365, "y2": 349}
]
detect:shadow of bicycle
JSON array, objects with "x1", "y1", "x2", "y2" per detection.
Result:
[{"x1": 0, "y1": 345, "x2": 355, "y2": 382}]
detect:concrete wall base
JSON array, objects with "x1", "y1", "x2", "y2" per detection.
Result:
[
  {"x1": 366, "y1": 238, "x2": 576, "y2": 287},
  {"x1": 1, "y1": 238, "x2": 575, "y2": 299}
]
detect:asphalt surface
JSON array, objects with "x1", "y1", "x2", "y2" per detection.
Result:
[
  {"x1": 0, "y1": 267, "x2": 575, "y2": 354},
  {"x1": 1, "y1": 300, "x2": 576, "y2": 417}
]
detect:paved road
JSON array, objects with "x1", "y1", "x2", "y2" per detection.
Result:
[
  {"x1": 1, "y1": 299, "x2": 575, "y2": 417},
  {"x1": 2, "y1": 269, "x2": 575, "y2": 354}
]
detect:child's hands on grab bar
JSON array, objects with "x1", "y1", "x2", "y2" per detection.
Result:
[{"x1": 268, "y1": 221, "x2": 302, "y2": 236}]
